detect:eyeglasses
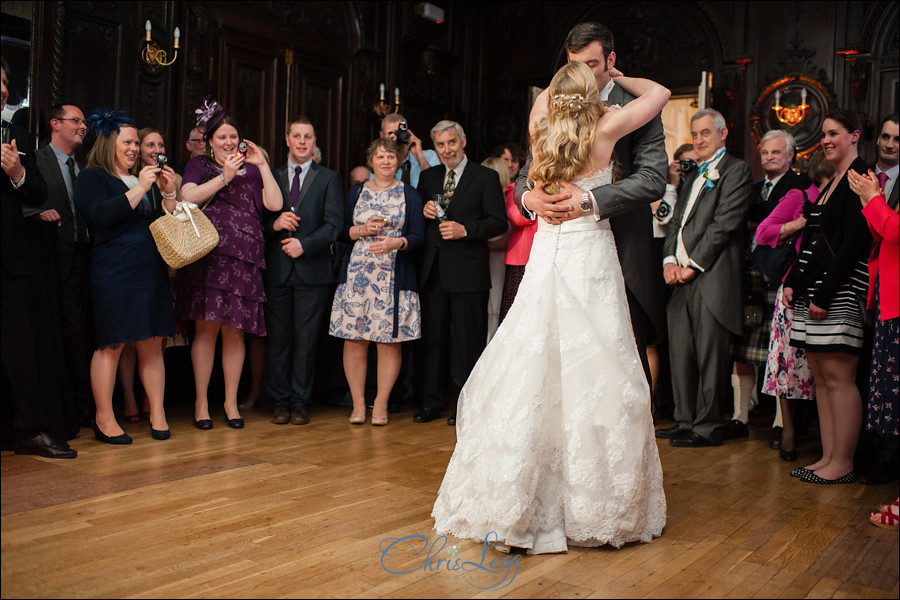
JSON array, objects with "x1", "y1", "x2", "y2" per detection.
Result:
[
  {"x1": 189, "y1": 138, "x2": 203, "y2": 143},
  {"x1": 55, "y1": 117, "x2": 85, "y2": 125}
]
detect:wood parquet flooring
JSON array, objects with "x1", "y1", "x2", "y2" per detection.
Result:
[{"x1": 2, "y1": 403, "x2": 898, "y2": 599}]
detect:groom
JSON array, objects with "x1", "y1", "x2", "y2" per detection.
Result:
[{"x1": 515, "y1": 22, "x2": 668, "y2": 383}]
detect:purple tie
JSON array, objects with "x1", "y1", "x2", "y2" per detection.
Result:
[
  {"x1": 290, "y1": 166, "x2": 302, "y2": 209},
  {"x1": 877, "y1": 172, "x2": 888, "y2": 194}
]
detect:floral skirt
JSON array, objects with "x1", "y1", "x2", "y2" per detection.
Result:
[
  {"x1": 866, "y1": 280, "x2": 898, "y2": 435},
  {"x1": 761, "y1": 285, "x2": 815, "y2": 400}
]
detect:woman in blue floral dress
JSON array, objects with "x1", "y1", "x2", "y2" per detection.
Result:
[{"x1": 329, "y1": 138, "x2": 424, "y2": 425}]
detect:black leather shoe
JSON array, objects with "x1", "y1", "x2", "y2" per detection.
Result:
[
  {"x1": 225, "y1": 417, "x2": 245, "y2": 429},
  {"x1": 655, "y1": 425, "x2": 690, "y2": 439},
  {"x1": 447, "y1": 414, "x2": 456, "y2": 426},
  {"x1": 769, "y1": 426, "x2": 783, "y2": 450},
  {"x1": 779, "y1": 449, "x2": 797, "y2": 462},
  {"x1": 713, "y1": 420, "x2": 749, "y2": 441},
  {"x1": 271, "y1": 406, "x2": 290, "y2": 425},
  {"x1": 291, "y1": 406, "x2": 310, "y2": 425},
  {"x1": 413, "y1": 407, "x2": 442, "y2": 423},
  {"x1": 15, "y1": 432, "x2": 77, "y2": 459},
  {"x1": 670, "y1": 431, "x2": 715, "y2": 448},
  {"x1": 194, "y1": 419, "x2": 213, "y2": 430}
]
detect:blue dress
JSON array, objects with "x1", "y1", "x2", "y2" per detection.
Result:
[{"x1": 74, "y1": 168, "x2": 175, "y2": 348}]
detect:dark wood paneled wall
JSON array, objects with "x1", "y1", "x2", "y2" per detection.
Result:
[{"x1": 25, "y1": 1, "x2": 899, "y2": 185}]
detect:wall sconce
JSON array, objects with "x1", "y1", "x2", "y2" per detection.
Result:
[
  {"x1": 374, "y1": 84, "x2": 400, "y2": 118},
  {"x1": 772, "y1": 87, "x2": 809, "y2": 127},
  {"x1": 142, "y1": 20, "x2": 180, "y2": 72}
]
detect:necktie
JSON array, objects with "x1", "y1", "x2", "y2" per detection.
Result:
[
  {"x1": 290, "y1": 166, "x2": 302, "y2": 210},
  {"x1": 877, "y1": 171, "x2": 888, "y2": 193},
  {"x1": 761, "y1": 180, "x2": 773, "y2": 202},
  {"x1": 67, "y1": 157, "x2": 87, "y2": 241},
  {"x1": 401, "y1": 159, "x2": 411, "y2": 185},
  {"x1": 443, "y1": 169, "x2": 456, "y2": 202}
]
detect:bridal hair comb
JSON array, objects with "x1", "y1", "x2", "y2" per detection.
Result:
[
  {"x1": 550, "y1": 93, "x2": 588, "y2": 116},
  {"x1": 194, "y1": 96, "x2": 228, "y2": 140},
  {"x1": 85, "y1": 109, "x2": 131, "y2": 136}
]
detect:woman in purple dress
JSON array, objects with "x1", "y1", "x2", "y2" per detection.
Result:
[{"x1": 176, "y1": 100, "x2": 282, "y2": 429}]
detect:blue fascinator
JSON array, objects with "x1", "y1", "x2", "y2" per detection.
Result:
[
  {"x1": 194, "y1": 96, "x2": 228, "y2": 141},
  {"x1": 85, "y1": 109, "x2": 131, "y2": 137}
]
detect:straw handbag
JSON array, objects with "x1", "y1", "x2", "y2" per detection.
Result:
[{"x1": 150, "y1": 200, "x2": 219, "y2": 269}]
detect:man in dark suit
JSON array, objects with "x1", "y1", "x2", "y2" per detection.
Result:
[
  {"x1": 722, "y1": 129, "x2": 810, "y2": 442},
  {"x1": 515, "y1": 22, "x2": 667, "y2": 385},
  {"x1": 414, "y1": 120, "x2": 507, "y2": 424},
  {"x1": 264, "y1": 116, "x2": 343, "y2": 426},
  {"x1": 1, "y1": 59, "x2": 76, "y2": 458},
  {"x1": 873, "y1": 113, "x2": 898, "y2": 210},
  {"x1": 25, "y1": 104, "x2": 94, "y2": 424},
  {"x1": 655, "y1": 108, "x2": 754, "y2": 447}
]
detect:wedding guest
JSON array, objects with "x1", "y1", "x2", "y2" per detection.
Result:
[
  {"x1": 783, "y1": 110, "x2": 873, "y2": 484},
  {"x1": 74, "y1": 110, "x2": 177, "y2": 443},
  {"x1": 329, "y1": 138, "x2": 424, "y2": 425},
  {"x1": 176, "y1": 100, "x2": 282, "y2": 430},
  {"x1": 757, "y1": 150, "x2": 834, "y2": 461},
  {"x1": 498, "y1": 151, "x2": 537, "y2": 324},
  {"x1": 848, "y1": 166, "x2": 898, "y2": 484}
]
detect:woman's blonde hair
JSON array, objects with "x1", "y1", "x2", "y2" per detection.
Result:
[
  {"x1": 529, "y1": 62, "x2": 604, "y2": 194},
  {"x1": 481, "y1": 156, "x2": 511, "y2": 189},
  {"x1": 87, "y1": 123, "x2": 136, "y2": 178}
]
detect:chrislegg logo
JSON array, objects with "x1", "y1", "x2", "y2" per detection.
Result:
[{"x1": 379, "y1": 531, "x2": 520, "y2": 590}]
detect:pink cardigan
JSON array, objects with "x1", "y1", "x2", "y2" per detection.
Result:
[
  {"x1": 503, "y1": 183, "x2": 538, "y2": 266},
  {"x1": 862, "y1": 195, "x2": 899, "y2": 321},
  {"x1": 755, "y1": 184, "x2": 819, "y2": 282}
]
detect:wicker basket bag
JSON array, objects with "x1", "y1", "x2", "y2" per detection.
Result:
[{"x1": 149, "y1": 201, "x2": 219, "y2": 269}]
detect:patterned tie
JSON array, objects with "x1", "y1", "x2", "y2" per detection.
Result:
[
  {"x1": 761, "y1": 180, "x2": 773, "y2": 202},
  {"x1": 290, "y1": 165, "x2": 302, "y2": 210},
  {"x1": 877, "y1": 172, "x2": 888, "y2": 193},
  {"x1": 443, "y1": 169, "x2": 456, "y2": 202},
  {"x1": 67, "y1": 157, "x2": 87, "y2": 241}
]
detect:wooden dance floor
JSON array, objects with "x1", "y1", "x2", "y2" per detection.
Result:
[{"x1": 2, "y1": 403, "x2": 898, "y2": 598}]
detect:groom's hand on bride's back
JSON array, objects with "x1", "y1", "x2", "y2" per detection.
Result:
[{"x1": 523, "y1": 181, "x2": 577, "y2": 224}]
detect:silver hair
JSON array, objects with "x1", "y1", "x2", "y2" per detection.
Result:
[
  {"x1": 430, "y1": 120, "x2": 466, "y2": 143},
  {"x1": 759, "y1": 129, "x2": 796, "y2": 158},
  {"x1": 381, "y1": 113, "x2": 406, "y2": 130},
  {"x1": 691, "y1": 108, "x2": 726, "y2": 132}
]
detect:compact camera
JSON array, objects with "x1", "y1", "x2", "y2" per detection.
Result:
[
  {"x1": 679, "y1": 158, "x2": 698, "y2": 174},
  {"x1": 156, "y1": 153, "x2": 168, "y2": 169},
  {"x1": 238, "y1": 141, "x2": 249, "y2": 157},
  {"x1": 394, "y1": 121, "x2": 411, "y2": 145}
]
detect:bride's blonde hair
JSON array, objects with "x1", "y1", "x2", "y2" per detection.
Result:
[{"x1": 529, "y1": 62, "x2": 604, "y2": 195}]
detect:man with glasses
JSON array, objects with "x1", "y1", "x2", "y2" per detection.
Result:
[{"x1": 179, "y1": 127, "x2": 205, "y2": 174}]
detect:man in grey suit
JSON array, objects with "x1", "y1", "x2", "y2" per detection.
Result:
[
  {"x1": 655, "y1": 108, "x2": 753, "y2": 447},
  {"x1": 516, "y1": 22, "x2": 668, "y2": 385},
  {"x1": 264, "y1": 116, "x2": 344, "y2": 426},
  {"x1": 27, "y1": 104, "x2": 93, "y2": 424}
]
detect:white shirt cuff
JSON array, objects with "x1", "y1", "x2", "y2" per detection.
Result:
[
  {"x1": 10, "y1": 171, "x2": 25, "y2": 189},
  {"x1": 520, "y1": 190, "x2": 536, "y2": 220}
]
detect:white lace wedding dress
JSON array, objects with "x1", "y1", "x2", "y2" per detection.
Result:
[{"x1": 432, "y1": 167, "x2": 666, "y2": 554}]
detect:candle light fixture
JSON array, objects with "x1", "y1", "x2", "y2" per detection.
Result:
[
  {"x1": 771, "y1": 85, "x2": 809, "y2": 127},
  {"x1": 374, "y1": 83, "x2": 401, "y2": 118},
  {"x1": 142, "y1": 20, "x2": 180, "y2": 72}
]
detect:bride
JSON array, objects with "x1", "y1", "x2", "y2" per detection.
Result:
[{"x1": 431, "y1": 61, "x2": 671, "y2": 554}]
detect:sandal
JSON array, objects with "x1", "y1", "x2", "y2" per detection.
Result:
[
  {"x1": 870, "y1": 500, "x2": 899, "y2": 529},
  {"x1": 349, "y1": 413, "x2": 366, "y2": 425}
]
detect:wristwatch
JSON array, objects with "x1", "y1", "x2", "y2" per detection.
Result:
[{"x1": 580, "y1": 192, "x2": 592, "y2": 215}]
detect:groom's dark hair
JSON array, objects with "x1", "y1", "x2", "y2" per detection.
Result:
[{"x1": 565, "y1": 22, "x2": 615, "y2": 58}]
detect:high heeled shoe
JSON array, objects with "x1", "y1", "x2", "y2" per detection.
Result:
[
  {"x1": 92, "y1": 422, "x2": 133, "y2": 445},
  {"x1": 150, "y1": 425, "x2": 171, "y2": 440},
  {"x1": 225, "y1": 417, "x2": 244, "y2": 429},
  {"x1": 193, "y1": 419, "x2": 213, "y2": 430}
]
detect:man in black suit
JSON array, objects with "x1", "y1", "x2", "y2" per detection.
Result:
[
  {"x1": 414, "y1": 120, "x2": 507, "y2": 424},
  {"x1": 25, "y1": 104, "x2": 94, "y2": 424},
  {"x1": 1, "y1": 59, "x2": 76, "y2": 458},
  {"x1": 721, "y1": 129, "x2": 810, "y2": 442},
  {"x1": 264, "y1": 116, "x2": 343, "y2": 426},
  {"x1": 656, "y1": 108, "x2": 754, "y2": 447},
  {"x1": 515, "y1": 22, "x2": 667, "y2": 385},
  {"x1": 873, "y1": 113, "x2": 898, "y2": 210}
]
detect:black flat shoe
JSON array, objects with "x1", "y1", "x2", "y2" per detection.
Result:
[
  {"x1": 779, "y1": 449, "x2": 797, "y2": 462},
  {"x1": 193, "y1": 419, "x2": 213, "y2": 430},
  {"x1": 151, "y1": 427, "x2": 171, "y2": 440},
  {"x1": 91, "y1": 422, "x2": 132, "y2": 445},
  {"x1": 769, "y1": 426, "x2": 783, "y2": 450},
  {"x1": 800, "y1": 471, "x2": 856, "y2": 485},
  {"x1": 413, "y1": 407, "x2": 442, "y2": 423},
  {"x1": 225, "y1": 417, "x2": 244, "y2": 429},
  {"x1": 713, "y1": 419, "x2": 749, "y2": 441},
  {"x1": 790, "y1": 467, "x2": 811, "y2": 478}
]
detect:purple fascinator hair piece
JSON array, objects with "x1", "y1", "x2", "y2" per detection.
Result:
[
  {"x1": 85, "y1": 109, "x2": 131, "y2": 137},
  {"x1": 195, "y1": 96, "x2": 228, "y2": 141}
]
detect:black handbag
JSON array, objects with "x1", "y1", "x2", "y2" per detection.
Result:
[{"x1": 750, "y1": 240, "x2": 797, "y2": 289}]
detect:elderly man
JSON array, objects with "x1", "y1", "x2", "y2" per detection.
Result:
[
  {"x1": 721, "y1": 129, "x2": 810, "y2": 443},
  {"x1": 655, "y1": 108, "x2": 753, "y2": 447},
  {"x1": 414, "y1": 120, "x2": 507, "y2": 425}
]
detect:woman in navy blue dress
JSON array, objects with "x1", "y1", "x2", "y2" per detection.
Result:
[{"x1": 74, "y1": 111, "x2": 177, "y2": 444}]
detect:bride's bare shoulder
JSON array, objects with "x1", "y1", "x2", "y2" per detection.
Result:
[{"x1": 529, "y1": 89, "x2": 551, "y2": 133}]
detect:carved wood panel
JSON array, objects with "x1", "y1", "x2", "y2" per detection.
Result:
[{"x1": 289, "y1": 60, "x2": 344, "y2": 171}]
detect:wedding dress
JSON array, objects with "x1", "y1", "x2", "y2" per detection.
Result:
[{"x1": 432, "y1": 166, "x2": 666, "y2": 554}]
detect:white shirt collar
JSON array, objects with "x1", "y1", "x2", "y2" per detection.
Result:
[
  {"x1": 288, "y1": 157, "x2": 314, "y2": 176},
  {"x1": 599, "y1": 79, "x2": 615, "y2": 102},
  {"x1": 764, "y1": 171, "x2": 787, "y2": 189},
  {"x1": 875, "y1": 163, "x2": 898, "y2": 180},
  {"x1": 446, "y1": 154, "x2": 468, "y2": 179}
]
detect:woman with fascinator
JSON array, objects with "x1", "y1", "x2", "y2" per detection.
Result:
[
  {"x1": 432, "y1": 62, "x2": 670, "y2": 553},
  {"x1": 175, "y1": 100, "x2": 281, "y2": 430},
  {"x1": 73, "y1": 110, "x2": 178, "y2": 444}
]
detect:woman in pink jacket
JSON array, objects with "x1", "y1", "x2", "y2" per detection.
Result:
[{"x1": 498, "y1": 183, "x2": 538, "y2": 323}]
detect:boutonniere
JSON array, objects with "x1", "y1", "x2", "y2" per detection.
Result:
[{"x1": 702, "y1": 166, "x2": 720, "y2": 189}]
